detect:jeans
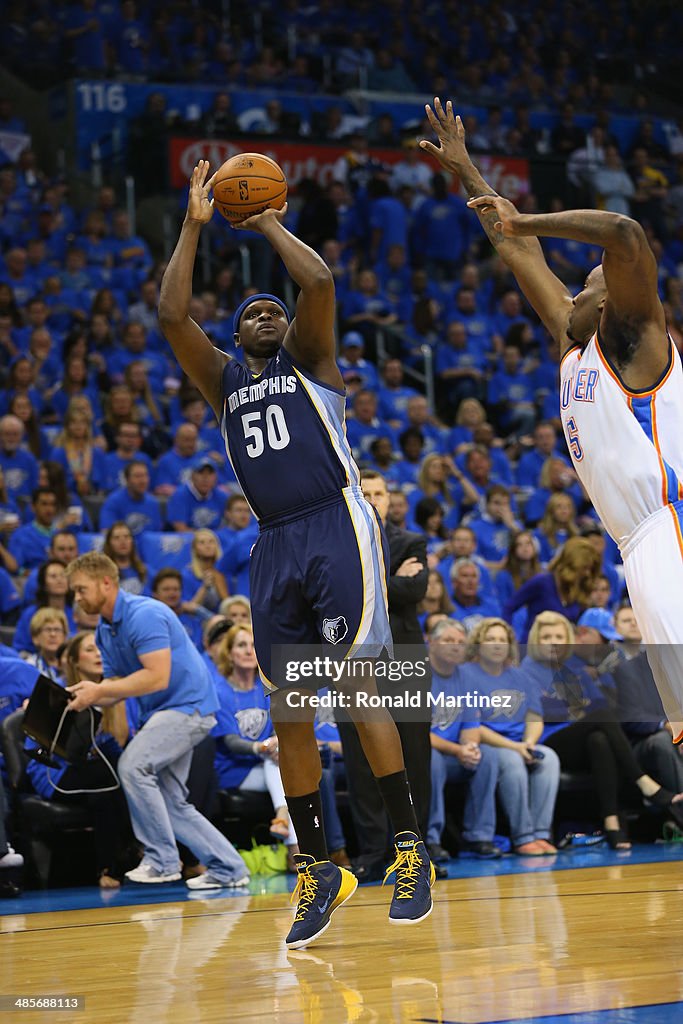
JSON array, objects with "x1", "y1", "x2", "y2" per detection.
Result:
[
  {"x1": 427, "y1": 746, "x2": 499, "y2": 845},
  {"x1": 495, "y1": 745, "x2": 560, "y2": 846},
  {"x1": 118, "y1": 709, "x2": 248, "y2": 881}
]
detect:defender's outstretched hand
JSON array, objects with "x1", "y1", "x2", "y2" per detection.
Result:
[
  {"x1": 467, "y1": 194, "x2": 525, "y2": 236},
  {"x1": 186, "y1": 160, "x2": 217, "y2": 225},
  {"x1": 232, "y1": 204, "x2": 289, "y2": 233},
  {"x1": 419, "y1": 98, "x2": 470, "y2": 171}
]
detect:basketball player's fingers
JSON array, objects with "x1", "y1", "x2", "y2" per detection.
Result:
[
  {"x1": 434, "y1": 96, "x2": 447, "y2": 121},
  {"x1": 455, "y1": 114, "x2": 465, "y2": 136},
  {"x1": 231, "y1": 215, "x2": 256, "y2": 231},
  {"x1": 418, "y1": 140, "x2": 440, "y2": 157},
  {"x1": 424, "y1": 104, "x2": 442, "y2": 133},
  {"x1": 204, "y1": 170, "x2": 218, "y2": 194},
  {"x1": 467, "y1": 194, "x2": 498, "y2": 209},
  {"x1": 445, "y1": 99, "x2": 456, "y2": 123}
]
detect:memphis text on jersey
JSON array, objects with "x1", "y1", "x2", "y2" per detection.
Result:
[{"x1": 226, "y1": 374, "x2": 298, "y2": 414}]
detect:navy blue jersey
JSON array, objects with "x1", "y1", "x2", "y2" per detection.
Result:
[{"x1": 219, "y1": 345, "x2": 360, "y2": 521}]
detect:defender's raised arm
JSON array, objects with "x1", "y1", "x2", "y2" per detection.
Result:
[
  {"x1": 420, "y1": 99, "x2": 574, "y2": 352},
  {"x1": 466, "y1": 201, "x2": 663, "y2": 332}
]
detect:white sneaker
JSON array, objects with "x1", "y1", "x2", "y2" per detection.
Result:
[
  {"x1": 0, "y1": 847, "x2": 24, "y2": 869},
  {"x1": 186, "y1": 872, "x2": 250, "y2": 890},
  {"x1": 125, "y1": 862, "x2": 181, "y2": 884}
]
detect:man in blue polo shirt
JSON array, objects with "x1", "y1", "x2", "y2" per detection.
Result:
[{"x1": 65, "y1": 551, "x2": 248, "y2": 889}]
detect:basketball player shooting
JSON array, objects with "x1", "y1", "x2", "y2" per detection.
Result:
[
  {"x1": 158, "y1": 161, "x2": 434, "y2": 949},
  {"x1": 420, "y1": 98, "x2": 683, "y2": 746}
]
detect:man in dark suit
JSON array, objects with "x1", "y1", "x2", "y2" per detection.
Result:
[{"x1": 336, "y1": 471, "x2": 433, "y2": 881}]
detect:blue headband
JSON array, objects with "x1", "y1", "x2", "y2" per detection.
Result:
[{"x1": 232, "y1": 293, "x2": 291, "y2": 337}]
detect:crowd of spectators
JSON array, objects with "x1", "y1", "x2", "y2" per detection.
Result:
[{"x1": 3, "y1": 0, "x2": 681, "y2": 114}]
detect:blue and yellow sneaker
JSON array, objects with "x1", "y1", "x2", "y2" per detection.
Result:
[
  {"x1": 286, "y1": 855, "x2": 358, "y2": 949},
  {"x1": 383, "y1": 831, "x2": 435, "y2": 925}
]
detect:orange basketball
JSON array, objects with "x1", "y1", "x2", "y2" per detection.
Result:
[{"x1": 212, "y1": 153, "x2": 287, "y2": 225}]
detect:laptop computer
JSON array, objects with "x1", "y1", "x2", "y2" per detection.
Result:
[{"x1": 22, "y1": 674, "x2": 102, "y2": 764}]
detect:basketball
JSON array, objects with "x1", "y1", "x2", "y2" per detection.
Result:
[{"x1": 212, "y1": 153, "x2": 287, "y2": 224}]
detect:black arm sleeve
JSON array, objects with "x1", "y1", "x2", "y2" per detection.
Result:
[{"x1": 223, "y1": 734, "x2": 257, "y2": 757}]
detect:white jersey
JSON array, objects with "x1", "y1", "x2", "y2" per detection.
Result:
[{"x1": 559, "y1": 331, "x2": 683, "y2": 549}]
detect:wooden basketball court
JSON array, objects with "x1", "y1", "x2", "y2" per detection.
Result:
[{"x1": 2, "y1": 852, "x2": 682, "y2": 1023}]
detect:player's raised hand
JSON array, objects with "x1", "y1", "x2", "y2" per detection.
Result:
[
  {"x1": 186, "y1": 160, "x2": 217, "y2": 225},
  {"x1": 467, "y1": 194, "x2": 524, "y2": 236},
  {"x1": 232, "y1": 204, "x2": 289, "y2": 233},
  {"x1": 419, "y1": 98, "x2": 470, "y2": 171}
]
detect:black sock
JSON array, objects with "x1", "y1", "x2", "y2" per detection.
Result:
[
  {"x1": 286, "y1": 790, "x2": 328, "y2": 862},
  {"x1": 376, "y1": 770, "x2": 420, "y2": 839}
]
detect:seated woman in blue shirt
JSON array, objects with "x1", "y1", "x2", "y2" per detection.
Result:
[
  {"x1": 14, "y1": 561, "x2": 77, "y2": 656},
  {"x1": 24, "y1": 607, "x2": 70, "y2": 679},
  {"x1": 212, "y1": 624, "x2": 299, "y2": 864},
  {"x1": 25, "y1": 631, "x2": 135, "y2": 887},
  {"x1": 102, "y1": 521, "x2": 148, "y2": 596},
  {"x1": 462, "y1": 617, "x2": 561, "y2": 856},
  {"x1": 533, "y1": 493, "x2": 579, "y2": 565},
  {"x1": 523, "y1": 611, "x2": 683, "y2": 850},
  {"x1": 181, "y1": 529, "x2": 229, "y2": 612}
]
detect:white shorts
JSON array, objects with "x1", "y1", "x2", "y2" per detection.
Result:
[{"x1": 622, "y1": 499, "x2": 683, "y2": 726}]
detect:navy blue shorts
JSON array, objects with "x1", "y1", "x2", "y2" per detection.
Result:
[{"x1": 249, "y1": 487, "x2": 392, "y2": 691}]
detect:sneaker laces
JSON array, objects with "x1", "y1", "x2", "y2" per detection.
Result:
[
  {"x1": 291, "y1": 866, "x2": 319, "y2": 921},
  {"x1": 383, "y1": 846, "x2": 422, "y2": 899}
]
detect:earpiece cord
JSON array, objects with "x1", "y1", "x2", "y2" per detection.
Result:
[{"x1": 46, "y1": 705, "x2": 121, "y2": 795}]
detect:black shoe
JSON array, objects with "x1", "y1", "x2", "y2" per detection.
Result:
[
  {"x1": 0, "y1": 879, "x2": 21, "y2": 898},
  {"x1": 426, "y1": 843, "x2": 450, "y2": 864},
  {"x1": 645, "y1": 787, "x2": 683, "y2": 829},
  {"x1": 459, "y1": 840, "x2": 502, "y2": 860}
]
